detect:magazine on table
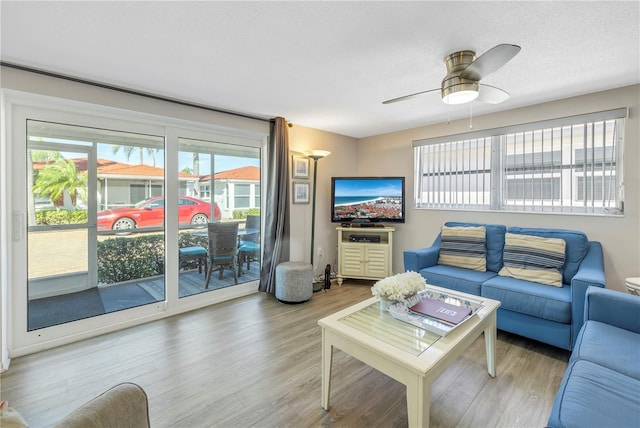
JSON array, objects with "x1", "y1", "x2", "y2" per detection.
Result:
[
  {"x1": 388, "y1": 290, "x2": 483, "y2": 336},
  {"x1": 408, "y1": 298, "x2": 472, "y2": 326}
]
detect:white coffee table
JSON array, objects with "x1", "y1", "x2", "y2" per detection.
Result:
[{"x1": 318, "y1": 284, "x2": 501, "y2": 428}]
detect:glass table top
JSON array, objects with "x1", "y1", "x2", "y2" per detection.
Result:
[{"x1": 339, "y1": 302, "x2": 441, "y2": 356}]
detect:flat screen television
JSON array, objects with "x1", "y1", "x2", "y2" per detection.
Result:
[{"x1": 331, "y1": 177, "x2": 405, "y2": 224}]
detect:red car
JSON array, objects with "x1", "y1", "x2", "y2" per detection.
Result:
[{"x1": 97, "y1": 196, "x2": 221, "y2": 231}]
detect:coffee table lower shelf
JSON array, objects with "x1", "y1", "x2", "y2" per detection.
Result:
[{"x1": 318, "y1": 286, "x2": 500, "y2": 428}]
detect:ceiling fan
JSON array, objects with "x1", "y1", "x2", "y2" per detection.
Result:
[{"x1": 383, "y1": 44, "x2": 521, "y2": 106}]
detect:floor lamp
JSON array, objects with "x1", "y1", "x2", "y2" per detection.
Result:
[{"x1": 305, "y1": 150, "x2": 331, "y2": 290}]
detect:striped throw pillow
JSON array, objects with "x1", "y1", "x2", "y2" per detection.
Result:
[
  {"x1": 438, "y1": 226, "x2": 487, "y2": 272},
  {"x1": 499, "y1": 233, "x2": 566, "y2": 287}
]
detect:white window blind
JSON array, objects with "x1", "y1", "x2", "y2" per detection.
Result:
[{"x1": 413, "y1": 108, "x2": 627, "y2": 215}]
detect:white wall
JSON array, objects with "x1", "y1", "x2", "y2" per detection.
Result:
[
  {"x1": 288, "y1": 125, "x2": 358, "y2": 279},
  {"x1": 357, "y1": 85, "x2": 640, "y2": 292}
]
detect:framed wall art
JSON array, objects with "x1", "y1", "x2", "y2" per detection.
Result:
[
  {"x1": 292, "y1": 155, "x2": 310, "y2": 178},
  {"x1": 293, "y1": 181, "x2": 310, "y2": 204}
]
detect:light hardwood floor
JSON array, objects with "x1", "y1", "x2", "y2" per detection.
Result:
[{"x1": 1, "y1": 280, "x2": 569, "y2": 427}]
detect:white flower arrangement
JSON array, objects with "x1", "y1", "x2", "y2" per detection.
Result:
[{"x1": 371, "y1": 271, "x2": 427, "y2": 301}]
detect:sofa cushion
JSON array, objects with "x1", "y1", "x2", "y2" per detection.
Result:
[
  {"x1": 444, "y1": 222, "x2": 506, "y2": 272},
  {"x1": 571, "y1": 320, "x2": 640, "y2": 380},
  {"x1": 547, "y1": 360, "x2": 640, "y2": 428},
  {"x1": 419, "y1": 264, "x2": 497, "y2": 296},
  {"x1": 438, "y1": 225, "x2": 487, "y2": 272},
  {"x1": 499, "y1": 233, "x2": 565, "y2": 286},
  {"x1": 53, "y1": 382, "x2": 150, "y2": 428},
  {"x1": 507, "y1": 227, "x2": 588, "y2": 284},
  {"x1": 481, "y1": 275, "x2": 572, "y2": 323}
]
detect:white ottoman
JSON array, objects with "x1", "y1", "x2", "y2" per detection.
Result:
[{"x1": 276, "y1": 261, "x2": 313, "y2": 303}]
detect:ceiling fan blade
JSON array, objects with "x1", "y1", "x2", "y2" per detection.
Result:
[
  {"x1": 460, "y1": 44, "x2": 521, "y2": 81},
  {"x1": 477, "y1": 84, "x2": 510, "y2": 104},
  {"x1": 382, "y1": 88, "x2": 439, "y2": 104}
]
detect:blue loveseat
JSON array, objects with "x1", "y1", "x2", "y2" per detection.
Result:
[
  {"x1": 403, "y1": 222, "x2": 606, "y2": 350},
  {"x1": 547, "y1": 287, "x2": 640, "y2": 427}
]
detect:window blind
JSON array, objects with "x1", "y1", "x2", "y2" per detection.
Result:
[{"x1": 414, "y1": 108, "x2": 627, "y2": 215}]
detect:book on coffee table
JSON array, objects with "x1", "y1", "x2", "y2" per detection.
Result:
[
  {"x1": 388, "y1": 290, "x2": 484, "y2": 336},
  {"x1": 408, "y1": 298, "x2": 472, "y2": 325}
]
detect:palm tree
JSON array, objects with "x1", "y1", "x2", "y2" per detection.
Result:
[
  {"x1": 112, "y1": 145, "x2": 160, "y2": 166},
  {"x1": 27, "y1": 150, "x2": 63, "y2": 224},
  {"x1": 33, "y1": 158, "x2": 87, "y2": 208},
  {"x1": 31, "y1": 150, "x2": 62, "y2": 163}
]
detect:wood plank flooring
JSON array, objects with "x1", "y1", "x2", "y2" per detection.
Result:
[{"x1": 1, "y1": 280, "x2": 570, "y2": 427}]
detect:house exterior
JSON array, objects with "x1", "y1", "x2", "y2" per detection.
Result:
[
  {"x1": 199, "y1": 165, "x2": 260, "y2": 218},
  {"x1": 95, "y1": 160, "x2": 198, "y2": 210},
  {"x1": 33, "y1": 158, "x2": 260, "y2": 218},
  {"x1": 33, "y1": 158, "x2": 199, "y2": 211}
]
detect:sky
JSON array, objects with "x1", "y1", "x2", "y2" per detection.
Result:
[
  {"x1": 334, "y1": 178, "x2": 404, "y2": 197},
  {"x1": 96, "y1": 145, "x2": 258, "y2": 175}
]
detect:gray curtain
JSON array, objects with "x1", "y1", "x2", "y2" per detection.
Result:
[{"x1": 259, "y1": 117, "x2": 290, "y2": 293}]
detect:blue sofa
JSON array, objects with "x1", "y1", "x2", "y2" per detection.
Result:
[
  {"x1": 547, "y1": 287, "x2": 640, "y2": 428},
  {"x1": 403, "y1": 222, "x2": 606, "y2": 350}
]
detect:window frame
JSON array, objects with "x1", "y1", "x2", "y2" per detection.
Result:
[{"x1": 413, "y1": 108, "x2": 627, "y2": 216}]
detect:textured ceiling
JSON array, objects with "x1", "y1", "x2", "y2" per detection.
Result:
[{"x1": 1, "y1": 1, "x2": 639, "y2": 138}]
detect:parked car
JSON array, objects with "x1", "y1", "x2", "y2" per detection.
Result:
[{"x1": 97, "y1": 196, "x2": 221, "y2": 230}]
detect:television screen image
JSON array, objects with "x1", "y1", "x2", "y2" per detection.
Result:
[{"x1": 331, "y1": 177, "x2": 405, "y2": 223}]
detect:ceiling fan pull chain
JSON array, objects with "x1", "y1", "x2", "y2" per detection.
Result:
[{"x1": 469, "y1": 103, "x2": 473, "y2": 129}]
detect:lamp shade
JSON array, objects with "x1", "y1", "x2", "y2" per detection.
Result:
[{"x1": 305, "y1": 150, "x2": 331, "y2": 160}]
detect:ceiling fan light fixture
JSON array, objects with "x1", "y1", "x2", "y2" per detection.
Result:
[
  {"x1": 382, "y1": 44, "x2": 519, "y2": 106},
  {"x1": 442, "y1": 81, "x2": 479, "y2": 104},
  {"x1": 442, "y1": 88, "x2": 479, "y2": 104}
]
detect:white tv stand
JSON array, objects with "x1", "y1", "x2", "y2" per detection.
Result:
[{"x1": 336, "y1": 225, "x2": 394, "y2": 285}]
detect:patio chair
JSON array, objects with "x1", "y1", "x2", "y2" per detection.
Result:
[
  {"x1": 238, "y1": 215, "x2": 260, "y2": 275},
  {"x1": 179, "y1": 246, "x2": 208, "y2": 274},
  {"x1": 205, "y1": 222, "x2": 239, "y2": 288}
]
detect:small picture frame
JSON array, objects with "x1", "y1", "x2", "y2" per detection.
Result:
[
  {"x1": 293, "y1": 181, "x2": 310, "y2": 204},
  {"x1": 292, "y1": 155, "x2": 310, "y2": 178}
]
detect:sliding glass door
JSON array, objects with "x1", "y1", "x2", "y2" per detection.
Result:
[
  {"x1": 8, "y1": 93, "x2": 266, "y2": 356},
  {"x1": 177, "y1": 138, "x2": 261, "y2": 298},
  {"x1": 27, "y1": 133, "x2": 95, "y2": 330},
  {"x1": 24, "y1": 122, "x2": 263, "y2": 329},
  {"x1": 26, "y1": 120, "x2": 166, "y2": 330}
]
